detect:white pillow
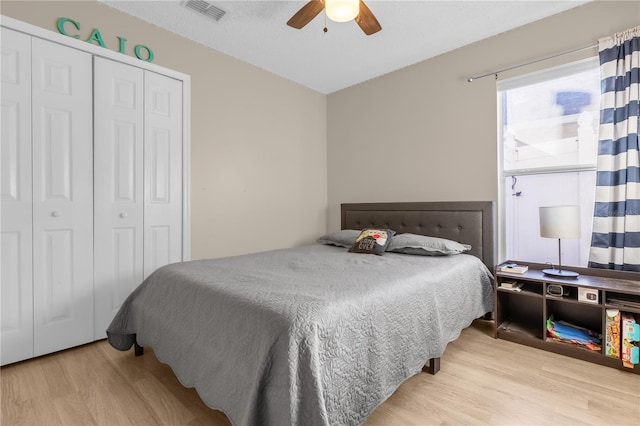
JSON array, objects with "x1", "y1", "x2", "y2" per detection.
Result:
[
  {"x1": 316, "y1": 229, "x2": 361, "y2": 248},
  {"x1": 387, "y1": 233, "x2": 471, "y2": 256}
]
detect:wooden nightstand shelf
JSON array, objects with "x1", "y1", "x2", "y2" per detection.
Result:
[{"x1": 494, "y1": 262, "x2": 640, "y2": 374}]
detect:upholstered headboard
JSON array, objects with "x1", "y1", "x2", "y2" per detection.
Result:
[{"x1": 341, "y1": 201, "x2": 496, "y2": 270}]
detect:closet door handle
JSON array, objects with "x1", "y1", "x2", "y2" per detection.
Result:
[
  {"x1": 51, "y1": 211, "x2": 61, "y2": 217},
  {"x1": 119, "y1": 213, "x2": 128, "y2": 218}
]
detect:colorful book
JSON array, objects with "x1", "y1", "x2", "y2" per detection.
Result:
[
  {"x1": 605, "y1": 309, "x2": 621, "y2": 359},
  {"x1": 621, "y1": 312, "x2": 640, "y2": 368}
]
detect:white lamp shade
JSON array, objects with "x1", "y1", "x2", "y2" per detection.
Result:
[
  {"x1": 325, "y1": 0, "x2": 360, "y2": 22},
  {"x1": 539, "y1": 205, "x2": 581, "y2": 239}
]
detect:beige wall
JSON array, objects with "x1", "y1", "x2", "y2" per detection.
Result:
[
  {"x1": 1, "y1": 1, "x2": 328, "y2": 259},
  {"x1": 4, "y1": 1, "x2": 638, "y2": 258},
  {"x1": 326, "y1": 1, "x2": 640, "y2": 231}
]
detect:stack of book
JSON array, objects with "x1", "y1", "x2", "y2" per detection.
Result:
[
  {"x1": 607, "y1": 297, "x2": 640, "y2": 310},
  {"x1": 499, "y1": 263, "x2": 528, "y2": 274},
  {"x1": 500, "y1": 281, "x2": 523, "y2": 292}
]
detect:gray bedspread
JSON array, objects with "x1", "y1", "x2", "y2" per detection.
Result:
[{"x1": 107, "y1": 244, "x2": 494, "y2": 426}]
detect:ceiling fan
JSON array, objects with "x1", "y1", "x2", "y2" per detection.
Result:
[{"x1": 287, "y1": 0, "x2": 382, "y2": 36}]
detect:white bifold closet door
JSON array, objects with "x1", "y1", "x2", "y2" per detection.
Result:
[
  {"x1": 1, "y1": 29, "x2": 93, "y2": 363},
  {"x1": 1, "y1": 28, "x2": 33, "y2": 365},
  {"x1": 93, "y1": 57, "x2": 144, "y2": 338},
  {"x1": 31, "y1": 38, "x2": 94, "y2": 356},
  {"x1": 143, "y1": 71, "x2": 183, "y2": 279},
  {"x1": 93, "y1": 60, "x2": 182, "y2": 337}
]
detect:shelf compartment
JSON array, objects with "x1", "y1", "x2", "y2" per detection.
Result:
[
  {"x1": 543, "y1": 337, "x2": 607, "y2": 363},
  {"x1": 497, "y1": 279, "x2": 544, "y2": 296},
  {"x1": 544, "y1": 284, "x2": 604, "y2": 305},
  {"x1": 498, "y1": 319, "x2": 542, "y2": 340},
  {"x1": 545, "y1": 337, "x2": 603, "y2": 354},
  {"x1": 606, "y1": 291, "x2": 640, "y2": 311},
  {"x1": 546, "y1": 299, "x2": 603, "y2": 335},
  {"x1": 544, "y1": 337, "x2": 640, "y2": 373},
  {"x1": 497, "y1": 291, "x2": 544, "y2": 339},
  {"x1": 497, "y1": 287, "x2": 543, "y2": 298},
  {"x1": 545, "y1": 284, "x2": 580, "y2": 301}
]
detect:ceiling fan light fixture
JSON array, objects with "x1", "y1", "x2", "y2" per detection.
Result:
[{"x1": 325, "y1": 0, "x2": 359, "y2": 23}]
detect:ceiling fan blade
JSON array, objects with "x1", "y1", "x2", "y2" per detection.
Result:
[
  {"x1": 355, "y1": 0, "x2": 381, "y2": 35},
  {"x1": 287, "y1": 1, "x2": 325, "y2": 29}
]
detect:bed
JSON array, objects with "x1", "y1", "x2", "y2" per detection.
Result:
[{"x1": 107, "y1": 201, "x2": 496, "y2": 426}]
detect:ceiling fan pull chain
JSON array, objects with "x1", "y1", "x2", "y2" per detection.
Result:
[{"x1": 323, "y1": 10, "x2": 328, "y2": 33}]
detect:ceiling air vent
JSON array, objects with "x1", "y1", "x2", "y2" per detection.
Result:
[{"x1": 183, "y1": 0, "x2": 227, "y2": 22}]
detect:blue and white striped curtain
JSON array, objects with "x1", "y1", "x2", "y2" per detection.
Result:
[{"x1": 589, "y1": 26, "x2": 640, "y2": 271}]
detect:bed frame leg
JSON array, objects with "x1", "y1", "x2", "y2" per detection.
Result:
[
  {"x1": 483, "y1": 311, "x2": 493, "y2": 321},
  {"x1": 134, "y1": 342, "x2": 144, "y2": 356},
  {"x1": 427, "y1": 357, "x2": 440, "y2": 375}
]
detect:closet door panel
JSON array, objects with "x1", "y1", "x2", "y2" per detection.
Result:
[
  {"x1": 1, "y1": 28, "x2": 33, "y2": 365},
  {"x1": 31, "y1": 38, "x2": 93, "y2": 356},
  {"x1": 94, "y1": 57, "x2": 144, "y2": 338},
  {"x1": 144, "y1": 71, "x2": 182, "y2": 278}
]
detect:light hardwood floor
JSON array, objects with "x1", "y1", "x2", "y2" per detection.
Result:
[{"x1": 2, "y1": 320, "x2": 639, "y2": 425}]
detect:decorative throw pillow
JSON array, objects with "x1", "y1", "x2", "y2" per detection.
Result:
[
  {"x1": 348, "y1": 229, "x2": 395, "y2": 256},
  {"x1": 317, "y1": 229, "x2": 361, "y2": 248},
  {"x1": 387, "y1": 233, "x2": 471, "y2": 256}
]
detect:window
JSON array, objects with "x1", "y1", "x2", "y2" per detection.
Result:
[{"x1": 498, "y1": 58, "x2": 600, "y2": 267}]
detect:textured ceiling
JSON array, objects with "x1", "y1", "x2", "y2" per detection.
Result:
[{"x1": 99, "y1": 1, "x2": 590, "y2": 94}]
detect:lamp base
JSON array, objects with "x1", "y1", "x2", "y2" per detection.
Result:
[{"x1": 543, "y1": 268, "x2": 579, "y2": 278}]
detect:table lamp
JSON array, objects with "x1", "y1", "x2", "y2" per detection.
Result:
[{"x1": 539, "y1": 205, "x2": 581, "y2": 278}]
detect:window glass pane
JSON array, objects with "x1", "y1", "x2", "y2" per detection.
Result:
[
  {"x1": 501, "y1": 66, "x2": 600, "y2": 172},
  {"x1": 504, "y1": 171, "x2": 595, "y2": 268}
]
